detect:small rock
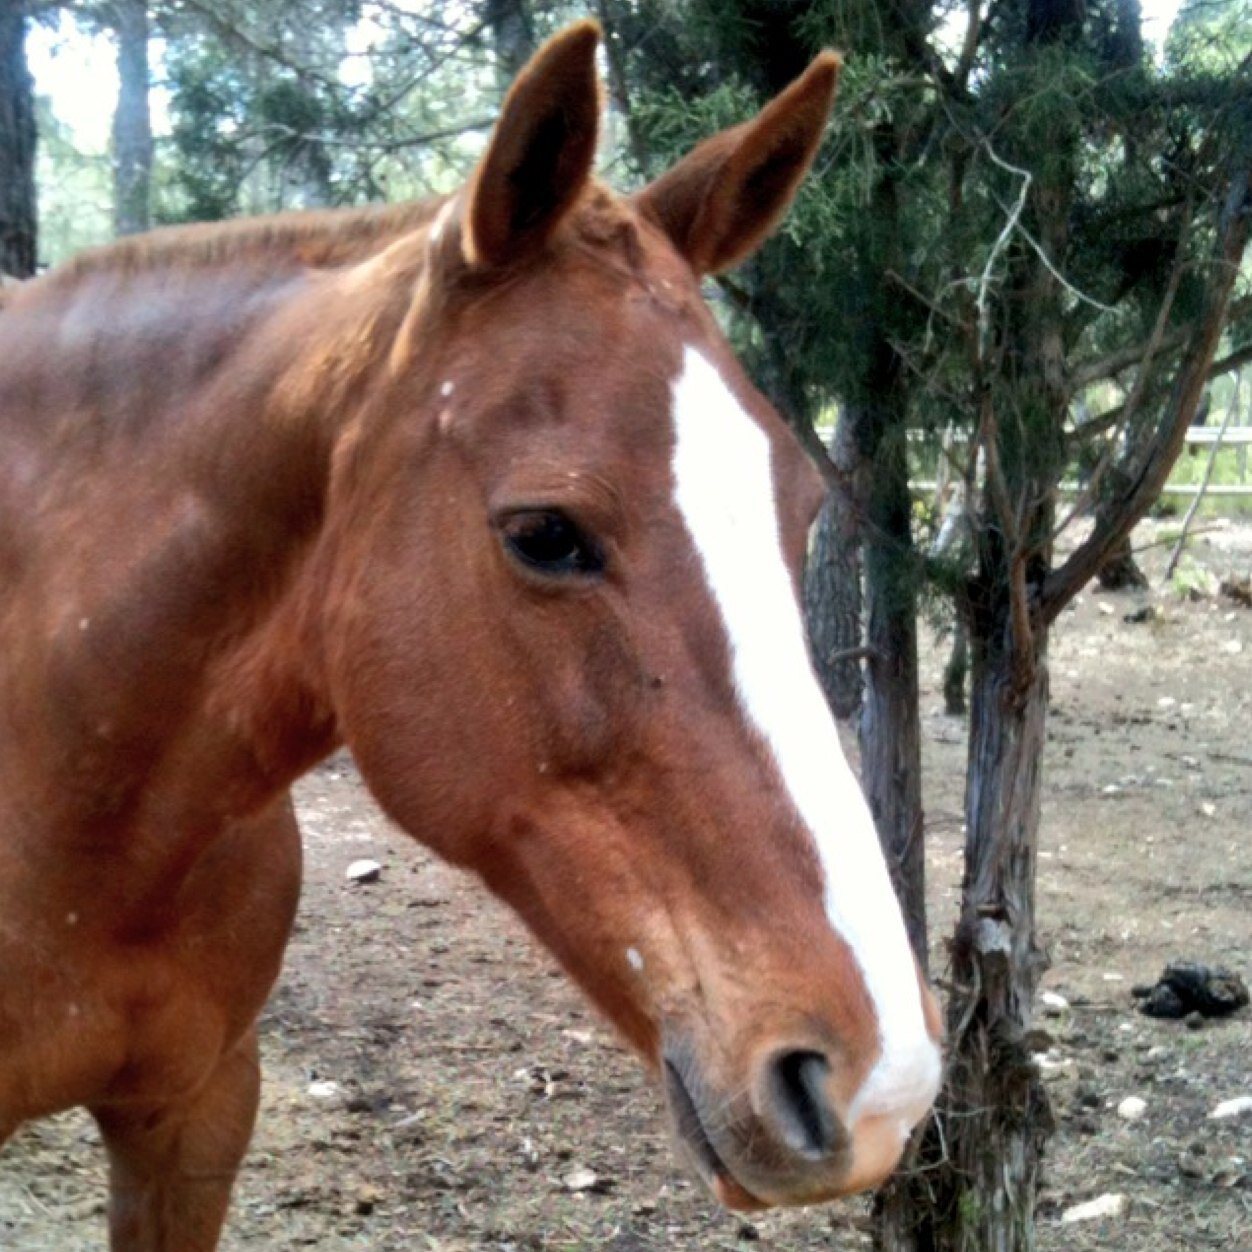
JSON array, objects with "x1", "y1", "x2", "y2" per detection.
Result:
[
  {"x1": 346, "y1": 858, "x2": 382, "y2": 884},
  {"x1": 563, "y1": 1166, "x2": 604, "y2": 1193},
  {"x1": 1061, "y1": 1193, "x2": 1127, "y2": 1223},
  {"x1": 1123, "y1": 605, "x2": 1156, "y2": 624},
  {"x1": 307, "y1": 1080, "x2": 341, "y2": 1100},
  {"x1": 1199, "y1": 801, "x2": 1217, "y2": 818},
  {"x1": 1040, "y1": 991, "x2": 1070, "y2": 1014},
  {"x1": 353, "y1": 1184, "x2": 382, "y2": 1215},
  {"x1": 1185, "y1": 1010, "x2": 1206, "y2": 1031},
  {"x1": 1177, "y1": 1154, "x2": 1206, "y2": 1180},
  {"x1": 1209, "y1": 1096, "x2": 1252, "y2": 1121},
  {"x1": 1117, "y1": 1096, "x2": 1147, "y2": 1121},
  {"x1": 1098, "y1": 601, "x2": 1115, "y2": 616}
]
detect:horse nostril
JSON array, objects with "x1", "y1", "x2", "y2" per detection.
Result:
[{"x1": 765, "y1": 1050, "x2": 843, "y2": 1161}]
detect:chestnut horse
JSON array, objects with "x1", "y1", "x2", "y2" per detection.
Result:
[{"x1": 0, "y1": 23, "x2": 940, "y2": 1249}]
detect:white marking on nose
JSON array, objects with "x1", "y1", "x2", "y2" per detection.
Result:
[
  {"x1": 668, "y1": 346, "x2": 940, "y2": 1129},
  {"x1": 440, "y1": 379, "x2": 455, "y2": 398},
  {"x1": 626, "y1": 947, "x2": 645, "y2": 973}
]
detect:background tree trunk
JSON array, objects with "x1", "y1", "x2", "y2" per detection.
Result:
[
  {"x1": 0, "y1": 2, "x2": 37, "y2": 277},
  {"x1": 804, "y1": 416, "x2": 866, "y2": 720},
  {"x1": 111, "y1": 0, "x2": 153, "y2": 237},
  {"x1": 1096, "y1": 532, "x2": 1149, "y2": 589},
  {"x1": 487, "y1": 0, "x2": 535, "y2": 92},
  {"x1": 859, "y1": 413, "x2": 927, "y2": 963}
]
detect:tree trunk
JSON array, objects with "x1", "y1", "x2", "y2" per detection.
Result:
[
  {"x1": 487, "y1": 0, "x2": 535, "y2": 92},
  {"x1": 0, "y1": 2, "x2": 37, "y2": 277},
  {"x1": 859, "y1": 417, "x2": 927, "y2": 961},
  {"x1": 1095, "y1": 532, "x2": 1148, "y2": 589},
  {"x1": 943, "y1": 619, "x2": 969, "y2": 715},
  {"x1": 804, "y1": 417, "x2": 865, "y2": 720},
  {"x1": 940, "y1": 608, "x2": 1053, "y2": 1251},
  {"x1": 112, "y1": 0, "x2": 153, "y2": 237}
]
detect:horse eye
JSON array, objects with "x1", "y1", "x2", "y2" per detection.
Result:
[{"x1": 500, "y1": 510, "x2": 605, "y2": 578}]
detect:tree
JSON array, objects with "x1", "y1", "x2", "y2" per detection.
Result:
[
  {"x1": 1, "y1": 1, "x2": 37, "y2": 277},
  {"x1": 109, "y1": 0, "x2": 152, "y2": 234}
]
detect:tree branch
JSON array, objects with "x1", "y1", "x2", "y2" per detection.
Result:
[
  {"x1": 1068, "y1": 336, "x2": 1252, "y2": 446},
  {"x1": 1042, "y1": 168, "x2": 1252, "y2": 621},
  {"x1": 1069, "y1": 295, "x2": 1252, "y2": 392}
]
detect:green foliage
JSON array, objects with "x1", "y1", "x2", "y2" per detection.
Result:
[{"x1": 161, "y1": 34, "x2": 252, "y2": 222}]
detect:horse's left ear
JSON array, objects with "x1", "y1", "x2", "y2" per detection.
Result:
[
  {"x1": 463, "y1": 21, "x2": 601, "y2": 269},
  {"x1": 635, "y1": 53, "x2": 841, "y2": 276}
]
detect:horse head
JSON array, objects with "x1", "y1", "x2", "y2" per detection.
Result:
[{"x1": 313, "y1": 21, "x2": 941, "y2": 1210}]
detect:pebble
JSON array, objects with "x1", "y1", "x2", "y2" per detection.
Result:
[
  {"x1": 563, "y1": 1166, "x2": 602, "y2": 1192},
  {"x1": 1040, "y1": 991, "x2": 1070, "y2": 1014},
  {"x1": 346, "y1": 859, "x2": 382, "y2": 884},
  {"x1": 1117, "y1": 1096, "x2": 1147, "y2": 1121},
  {"x1": 1209, "y1": 1096, "x2": 1252, "y2": 1121},
  {"x1": 1061, "y1": 1193, "x2": 1127, "y2": 1223},
  {"x1": 307, "y1": 1079, "x2": 341, "y2": 1100},
  {"x1": 353, "y1": 1184, "x2": 382, "y2": 1214}
]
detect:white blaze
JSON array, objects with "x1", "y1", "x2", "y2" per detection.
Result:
[{"x1": 669, "y1": 347, "x2": 939, "y2": 1132}]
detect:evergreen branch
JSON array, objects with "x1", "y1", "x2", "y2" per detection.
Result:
[{"x1": 174, "y1": 0, "x2": 344, "y2": 95}]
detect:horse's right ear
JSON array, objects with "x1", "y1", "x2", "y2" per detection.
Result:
[
  {"x1": 463, "y1": 21, "x2": 601, "y2": 269},
  {"x1": 635, "y1": 53, "x2": 840, "y2": 276}
]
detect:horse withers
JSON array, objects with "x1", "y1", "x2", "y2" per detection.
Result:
[{"x1": 0, "y1": 22, "x2": 940, "y2": 1248}]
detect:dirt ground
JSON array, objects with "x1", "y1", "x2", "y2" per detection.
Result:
[{"x1": 2, "y1": 518, "x2": 1249, "y2": 1252}]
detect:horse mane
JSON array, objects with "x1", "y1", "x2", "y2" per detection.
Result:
[{"x1": 48, "y1": 199, "x2": 447, "y2": 288}]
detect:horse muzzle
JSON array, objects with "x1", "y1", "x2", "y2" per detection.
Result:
[{"x1": 661, "y1": 1035, "x2": 925, "y2": 1210}]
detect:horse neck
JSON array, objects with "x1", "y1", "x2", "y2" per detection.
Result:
[{"x1": 2, "y1": 251, "x2": 418, "y2": 841}]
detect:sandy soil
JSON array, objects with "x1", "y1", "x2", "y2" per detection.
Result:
[{"x1": 2, "y1": 519, "x2": 1249, "y2": 1252}]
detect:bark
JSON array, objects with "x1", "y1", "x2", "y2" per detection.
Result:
[
  {"x1": 111, "y1": 0, "x2": 153, "y2": 237},
  {"x1": 804, "y1": 418, "x2": 866, "y2": 720},
  {"x1": 0, "y1": 2, "x2": 37, "y2": 278},
  {"x1": 859, "y1": 416, "x2": 927, "y2": 964},
  {"x1": 940, "y1": 612, "x2": 1054, "y2": 1252}
]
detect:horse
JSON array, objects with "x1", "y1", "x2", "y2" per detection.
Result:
[{"x1": 0, "y1": 22, "x2": 941, "y2": 1249}]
